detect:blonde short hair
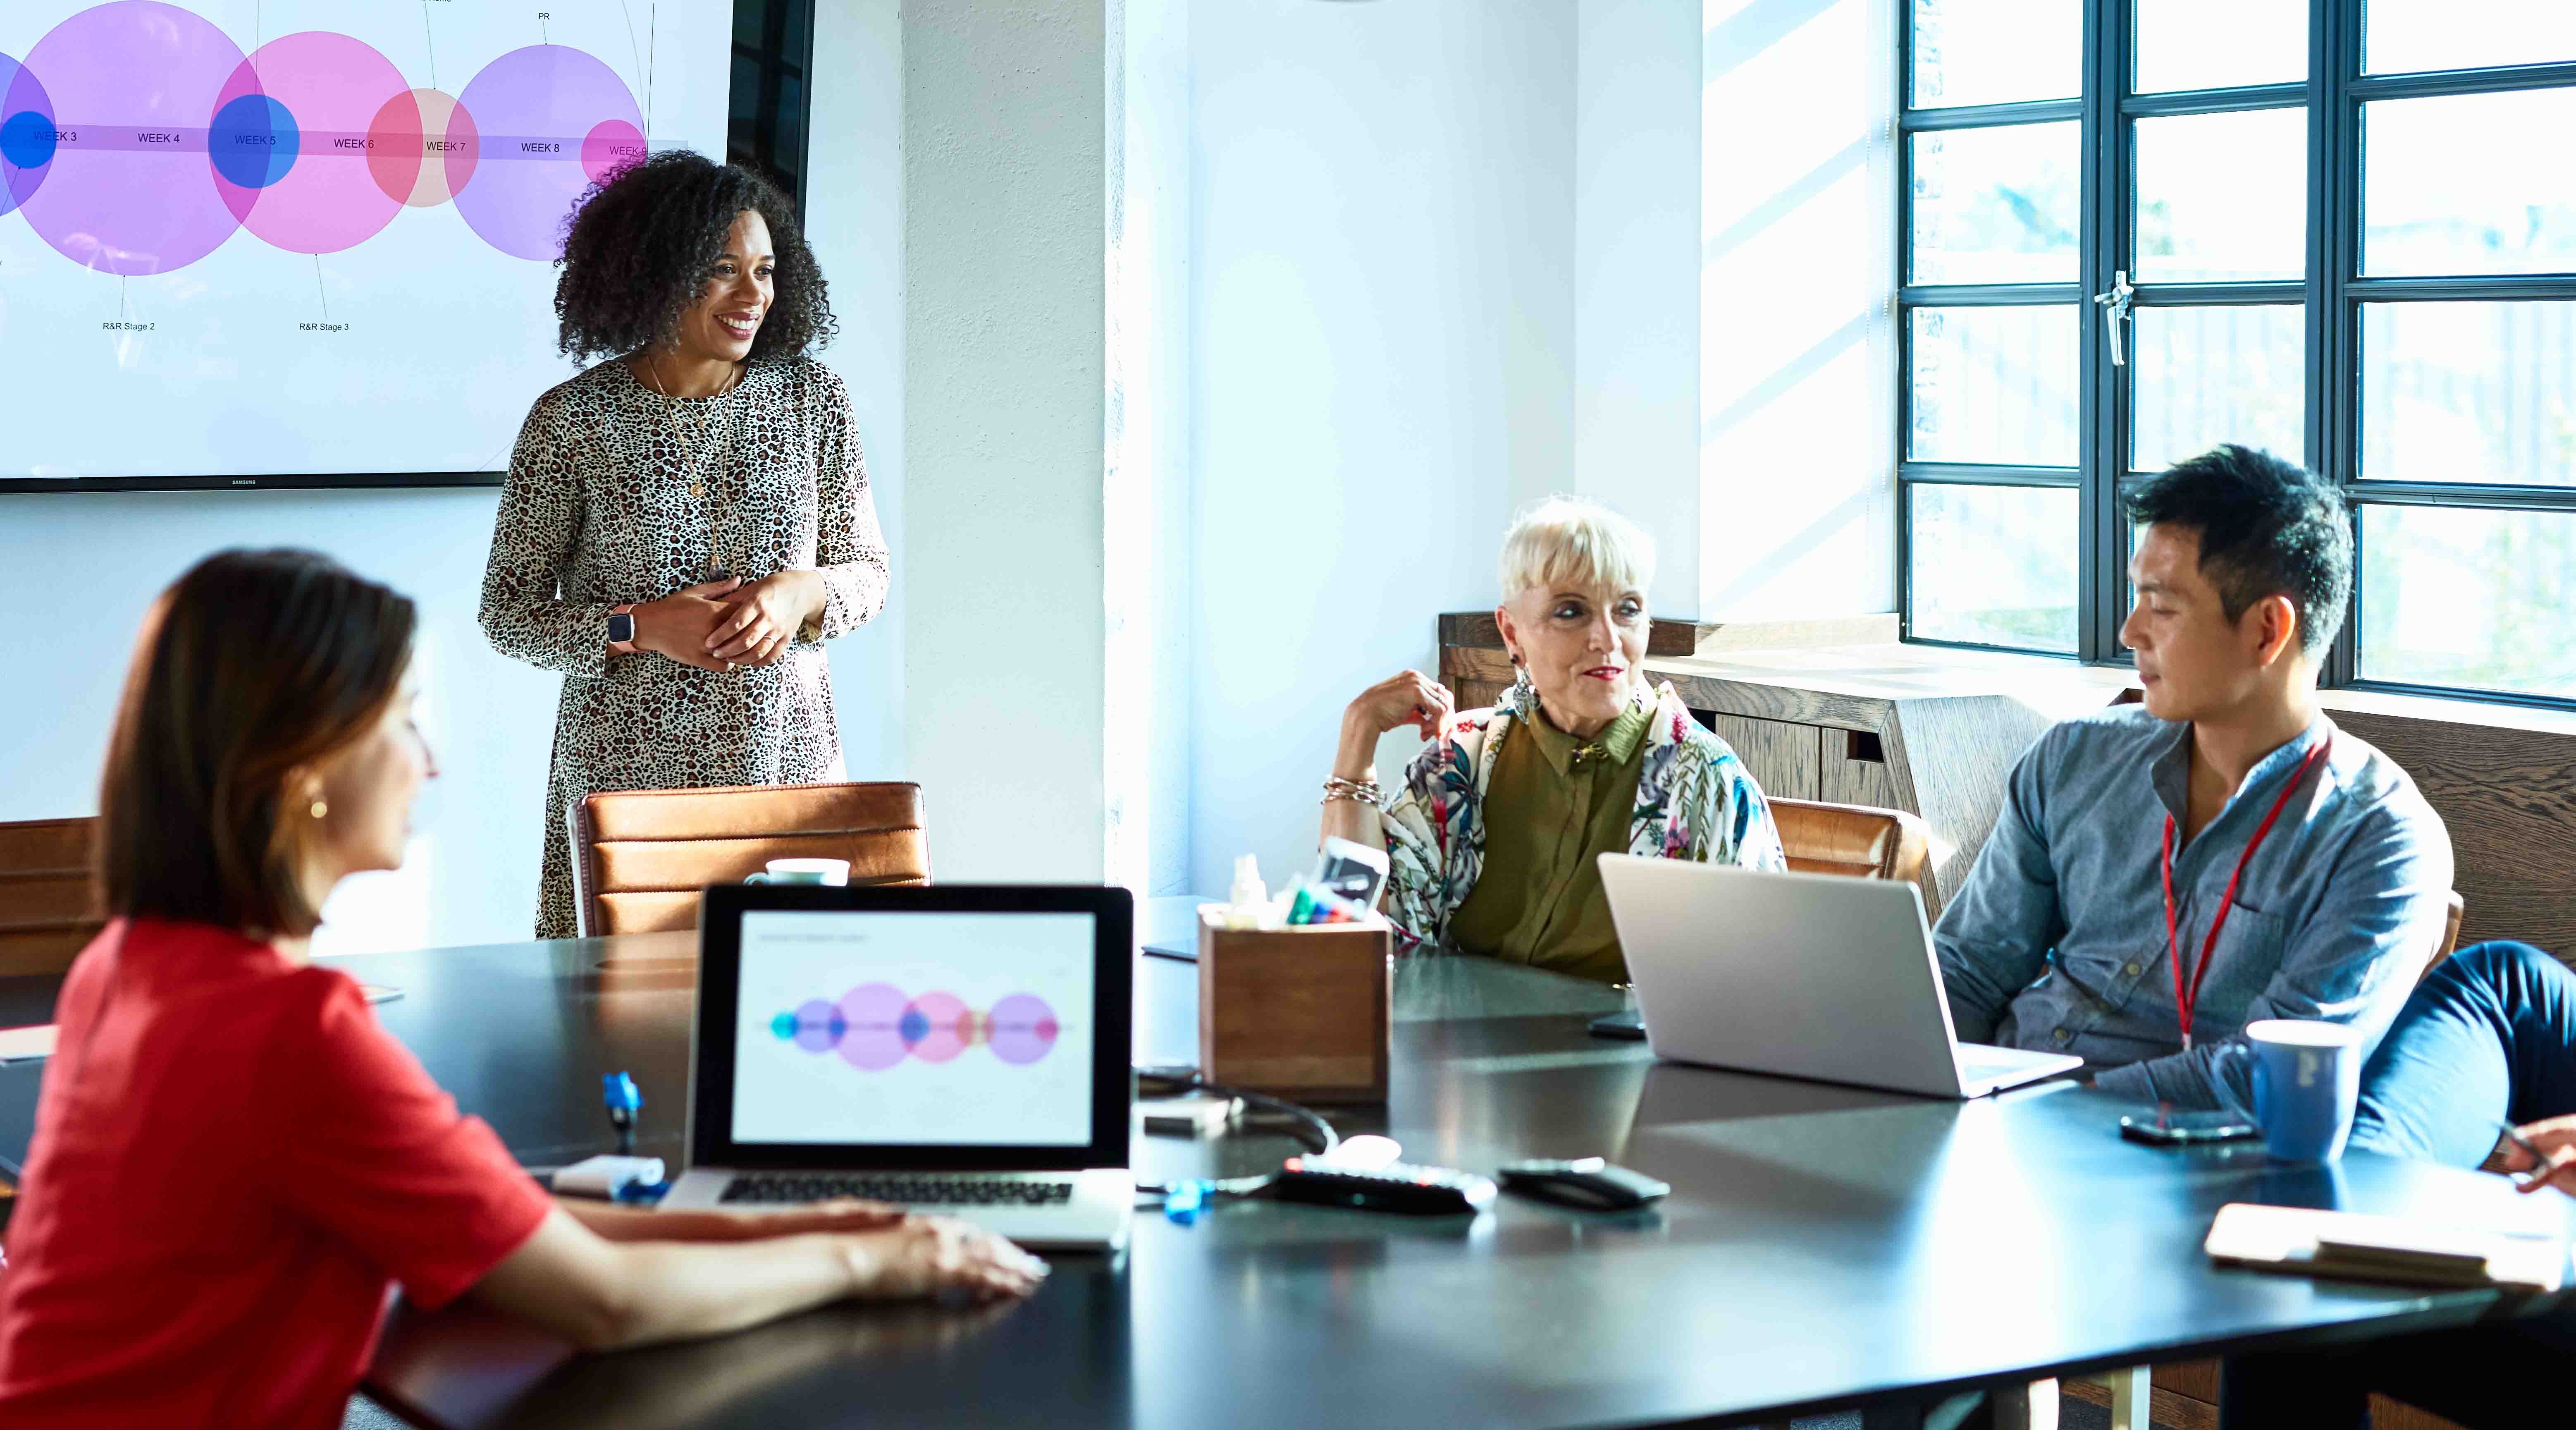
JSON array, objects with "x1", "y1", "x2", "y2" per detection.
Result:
[{"x1": 1497, "y1": 496, "x2": 1654, "y2": 602}]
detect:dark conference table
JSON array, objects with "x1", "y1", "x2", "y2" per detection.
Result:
[{"x1": 2, "y1": 923, "x2": 2571, "y2": 1430}]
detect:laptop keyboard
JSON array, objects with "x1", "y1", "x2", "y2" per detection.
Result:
[{"x1": 719, "y1": 1173, "x2": 1076, "y2": 1207}]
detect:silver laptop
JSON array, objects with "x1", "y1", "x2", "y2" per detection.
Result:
[
  {"x1": 1598, "y1": 856, "x2": 2082, "y2": 1098},
  {"x1": 662, "y1": 883, "x2": 1134, "y2": 1251}
]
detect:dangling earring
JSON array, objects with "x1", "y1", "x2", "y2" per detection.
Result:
[{"x1": 1506, "y1": 652, "x2": 1536, "y2": 710}]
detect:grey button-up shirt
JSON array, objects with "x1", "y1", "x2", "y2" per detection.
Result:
[{"x1": 1934, "y1": 704, "x2": 2452, "y2": 1112}]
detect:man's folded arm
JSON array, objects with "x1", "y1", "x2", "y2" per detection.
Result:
[
  {"x1": 2094, "y1": 808, "x2": 2452, "y2": 1112},
  {"x1": 1933, "y1": 748, "x2": 2067, "y2": 1044}
]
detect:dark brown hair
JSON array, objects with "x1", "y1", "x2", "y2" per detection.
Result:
[
  {"x1": 553, "y1": 150, "x2": 833, "y2": 363},
  {"x1": 96, "y1": 550, "x2": 417, "y2": 938}
]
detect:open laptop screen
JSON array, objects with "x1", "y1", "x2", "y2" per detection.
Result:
[
  {"x1": 692, "y1": 883, "x2": 1134, "y2": 1172},
  {"x1": 732, "y1": 909, "x2": 1097, "y2": 1147}
]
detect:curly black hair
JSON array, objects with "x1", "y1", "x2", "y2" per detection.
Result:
[{"x1": 553, "y1": 151, "x2": 836, "y2": 363}]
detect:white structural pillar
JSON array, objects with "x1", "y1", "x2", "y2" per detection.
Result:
[{"x1": 902, "y1": 0, "x2": 1112, "y2": 880}]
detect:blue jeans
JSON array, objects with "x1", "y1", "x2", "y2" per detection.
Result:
[
  {"x1": 2349, "y1": 940, "x2": 2576, "y2": 1165},
  {"x1": 2221, "y1": 942, "x2": 2576, "y2": 1429}
]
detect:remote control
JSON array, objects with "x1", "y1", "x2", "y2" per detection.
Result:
[{"x1": 1264, "y1": 1156, "x2": 1498, "y2": 1215}]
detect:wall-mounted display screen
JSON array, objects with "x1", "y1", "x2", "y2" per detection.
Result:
[{"x1": 0, "y1": 0, "x2": 738, "y2": 490}]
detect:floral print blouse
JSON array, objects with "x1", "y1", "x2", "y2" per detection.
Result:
[{"x1": 1378, "y1": 679, "x2": 1786, "y2": 950}]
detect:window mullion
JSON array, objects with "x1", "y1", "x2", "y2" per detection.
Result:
[
  {"x1": 2311, "y1": 0, "x2": 2362, "y2": 688},
  {"x1": 2078, "y1": 0, "x2": 2130, "y2": 664}
]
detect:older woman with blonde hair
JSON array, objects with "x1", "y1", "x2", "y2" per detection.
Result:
[{"x1": 1320, "y1": 497, "x2": 1784, "y2": 983}]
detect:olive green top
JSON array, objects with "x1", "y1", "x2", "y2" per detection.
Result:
[{"x1": 1445, "y1": 696, "x2": 1655, "y2": 983}]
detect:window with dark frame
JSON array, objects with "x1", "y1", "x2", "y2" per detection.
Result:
[
  {"x1": 1898, "y1": 0, "x2": 2576, "y2": 708},
  {"x1": 729, "y1": 0, "x2": 814, "y2": 203}
]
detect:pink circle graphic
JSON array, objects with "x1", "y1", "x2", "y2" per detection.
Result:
[
  {"x1": 452, "y1": 45, "x2": 640, "y2": 261},
  {"x1": 987, "y1": 994, "x2": 1061, "y2": 1066},
  {"x1": 0, "y1": 51, "x2": 55, "y2": 217},
  {"x1": 367, "y1": 87, "x2": 475, "y2": 207},
  {"x1": 833, "y1": 982, "x2": 911, "y2": 1072},
  {"x1": 18, "y1": 1, "x2": 246, "y2": 273},
  {"x1": 580, "y1": 118, "x2": 644, "y2": 184},
  {"x1": 213, "y1": 32, "x2": 407, "y2": 254},
  {"x1": 903, "y1": 991, "x2": 973, "y2": 1064}
]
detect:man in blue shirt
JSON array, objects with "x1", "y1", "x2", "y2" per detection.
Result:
[{"x1": 1934, "y1": 446, "x2": 2454, "y2": 1113}]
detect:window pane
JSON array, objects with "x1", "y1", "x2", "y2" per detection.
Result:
[
  {"x1": 2361, "y1": 301, "x2": 2576, "y2": 487},
  {"x1": 1909, "y1": 485, "x2": 2079, "y2": 652},
  {"x1": 2365, "y1": 90, "x2": 2576, "y2": 276},
  {"x1": 2132, "y1": 306, "x2": 2306, "y2": 471},
  {"x1": 1909, "y1": 125, "x2": 2081, "y2": 284},
  {"x1": 2359, "y1": 505, "x2": 2576, "y2": 698},
  {"x1": 2366, "y1": 0, "x2": 2576, "y2": 75},
  {"x1": 1908, "y1": 306, "x2": 2081, "y2": 464},
  {"x1": 1910, "y1": 0, "x2": 2081, "y2": 109},
  {"x1": 2134, "y1": 0, "x2": 2307, "y2": 94},
  {"x1": 2136, "y1": 109, "x2": 2307, "y2": 281}
]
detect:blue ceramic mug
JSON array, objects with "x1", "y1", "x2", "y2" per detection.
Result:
[{"x1": 2247, "y1": 1019, "x2": 2366, "y2": 1162}]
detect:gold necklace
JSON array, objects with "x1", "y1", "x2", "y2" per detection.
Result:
[{"x1": 648, "y1": 354, "x2": 747, "y2": 580}]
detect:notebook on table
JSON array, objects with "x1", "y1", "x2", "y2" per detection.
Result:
[{"x1": 2206, "y1": 1203, "x2": 2569, "y2": 1292}]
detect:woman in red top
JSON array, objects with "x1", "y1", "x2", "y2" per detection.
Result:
[{"x1": 0, "y1": 550, "x2": 1044, "y2": 1429}]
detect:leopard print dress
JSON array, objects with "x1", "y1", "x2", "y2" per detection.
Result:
[{"x1": 478, "y1": 356, "x2": 889, "y2": 938}]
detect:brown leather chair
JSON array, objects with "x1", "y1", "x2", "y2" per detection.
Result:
[
  {"x1": 1767, "y1": 796, "x2": 1931, "y2": 889},
  {"x1": 0, "y1": 817, "x2": 101, "y2": 978},
  {"x1": 570, "y1": 782, "x2": 928, "y2": 937}
]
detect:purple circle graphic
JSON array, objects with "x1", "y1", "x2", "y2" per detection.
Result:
[
  {"x1": 905, "y1": 992, "x2": 972, "y2": 1064},
  {"x1": 987, "y1": 994, "x2": 1060, "y2": 1066},
  {"x1": 215, "y1": 32, "x2": 407, "y2": 254},
  {"x1": 790, "y1": 997, "x2": 838, "y2": 1053},
  {"x1": 452, "y1": 45, "x2": 640, "y2": 261},
  {"x1": 833, "y1": 982, "x2": 911, "y2": 1071},
  {"x1": 0, "y1": 51, "x2": 55, "y2": 218},
  {"x1": 19, "y1": 2, "x2": 246, "y2": 273}
]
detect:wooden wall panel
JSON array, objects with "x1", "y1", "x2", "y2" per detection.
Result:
[{"x1": 2328, "y1": 709, "x2": 2576, "y2": 959}]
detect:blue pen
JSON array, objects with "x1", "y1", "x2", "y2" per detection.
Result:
[{"x1": 605, "y1": 1072, "x2": 642, "y2": 1157}]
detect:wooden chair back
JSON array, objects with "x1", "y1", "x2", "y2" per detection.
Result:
[
  {"x1": 1768, "y1": 797, "x2": 1931, "y2": 887},
  {"x1": 2425, "y1": 891, "x2": 2466, "y2": 980},
  {"x1": 571, "y1": 782, "x2": 928, "y2": 937},
  {"x1": 0, "y1": 817, "x2": 100, "y2": 978}
]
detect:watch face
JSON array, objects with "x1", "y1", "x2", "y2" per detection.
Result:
[{"x1": 607, "y1": 612, "x2": 635, "y2": 644}]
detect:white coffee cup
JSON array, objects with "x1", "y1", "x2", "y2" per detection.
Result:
[{"x1": 745, "y1": 857, "x2": 850, "y2": 887}]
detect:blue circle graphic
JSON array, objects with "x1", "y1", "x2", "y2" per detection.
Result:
[
  {"x1": 208, "y1": 92, "x2": 297, "y2": 189},
  {"x1": 897, "y1": 1008, "x2": 931, "y2": 1045},
  {"x1": 0, "y1": 109, "x2": 52, "y2": 171}
]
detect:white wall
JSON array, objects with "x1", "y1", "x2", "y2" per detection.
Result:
[
  {"x1": 1697, "y1": 0, "x2": 1898, "y2": 619},
  {"x1": 0, "y1": 0, "x2": 908, "y2": 953},
  {"x1": 902, "y1": 0, "x2": 1110, "y2": 882},
  {"x1": 1573, "y1": 0, "x2": 1705, "y2": 619},
  {"x1": 1185, "y1": 0, "x2": 1578, "y2": 896},
  {"x1": 1110, "y1": 0, "x2": 1196, "y2": 896}
]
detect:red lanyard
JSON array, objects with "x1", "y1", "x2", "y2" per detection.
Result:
[{"x1": 2160, "y1": 735, "x2": 2331, "y2": 1050}]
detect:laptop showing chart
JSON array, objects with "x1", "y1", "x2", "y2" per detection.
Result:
[{"x1": 665, "y1": 884, "x2": 1134, "y2": 1250}]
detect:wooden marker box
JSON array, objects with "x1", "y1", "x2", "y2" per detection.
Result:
[{"x1": 1196, "y1": 909, "x2": 1392, "y2": 1103}]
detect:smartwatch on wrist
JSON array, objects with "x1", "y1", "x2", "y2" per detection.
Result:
[{"x1": 606, "y1": 603, "x2": 638, "y2": 654}]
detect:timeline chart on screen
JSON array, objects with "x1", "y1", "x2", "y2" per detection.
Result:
[
  {"x1": 732, "y1": 911, "x2": 1100, "y2": 1148},
  {"x1": 0, "y1": 1, "x2": 729, "y2": 485}
]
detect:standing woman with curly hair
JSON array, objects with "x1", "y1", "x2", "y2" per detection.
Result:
[{"x1": 478, "y1": 152, "x2": 888, "y2": 938}]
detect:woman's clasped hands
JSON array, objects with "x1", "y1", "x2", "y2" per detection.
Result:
[{"x1": 625, "y1": 571, "x2": 825, "y2": 672}]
